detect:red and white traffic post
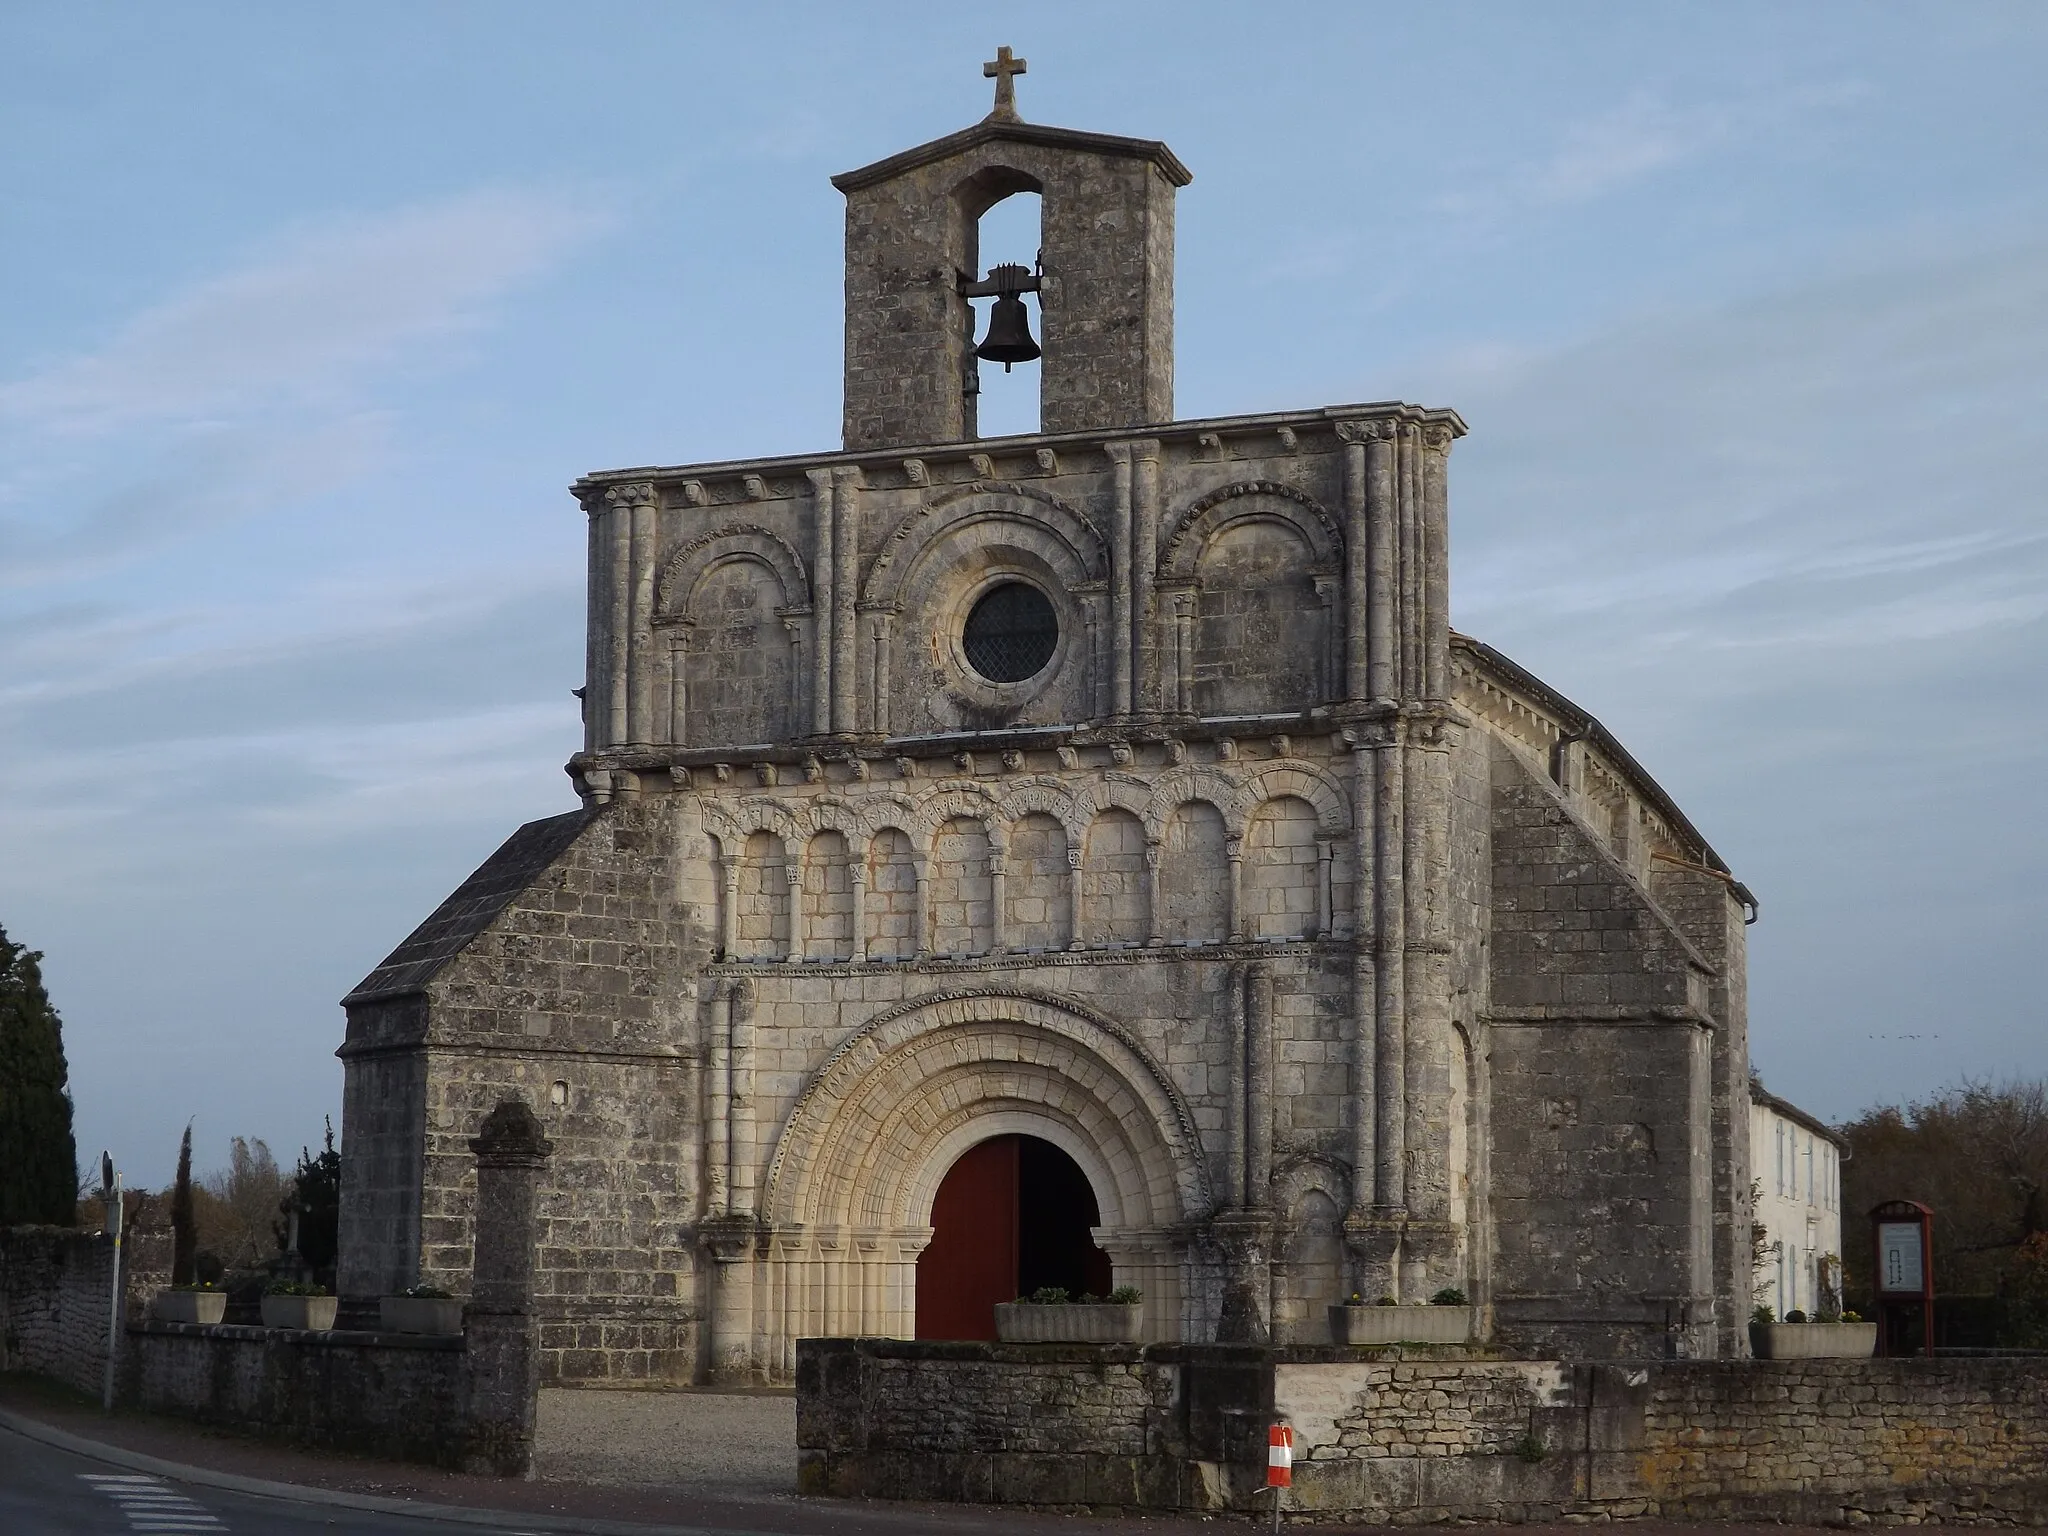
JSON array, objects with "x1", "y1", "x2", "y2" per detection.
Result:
[{"x1": 1267, "y1": 1420, "x2": 1294, "y2": 1531}]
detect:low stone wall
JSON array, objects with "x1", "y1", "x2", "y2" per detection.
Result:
[
  {"x1": 125, "y1": 1321, "x2": 467, "y2": 1466},
  {"x1": 798, "y1": 1340, "x2": 2048, "y2": 1523},
  {"x1": 0, "y1": 1225, "x2": 170, "y2": 1397}
]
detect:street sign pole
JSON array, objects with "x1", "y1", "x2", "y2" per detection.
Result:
[{"x1": 100, "y1": 1152, "x2": 122, "y2": 1412}]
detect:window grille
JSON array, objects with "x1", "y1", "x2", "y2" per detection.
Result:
[{"x1": 963, "y1": 582, "x2": 1058, "y2": 683}]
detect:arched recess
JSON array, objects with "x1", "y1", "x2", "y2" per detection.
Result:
[
  {"x1": 1162, "y1": 484, "x2": 1341, "y2": 718},
  {"x1": 1272, "y1": 1156, "x2": 1350, "y2": 1343},
  {"x1": 657, "y1": 525, "x2": 812, "y2": 618},
  {"x1": 668, "y1": 553, "x2": 801, "y2": 748}
]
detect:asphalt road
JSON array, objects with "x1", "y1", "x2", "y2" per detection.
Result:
[{"x1": 0, "y1": 1420, "x2": 568, "y2": 1536}]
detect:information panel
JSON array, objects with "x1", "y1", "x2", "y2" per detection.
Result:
[{"x1": 1878, "y1": 1221, "x2": 1925, "y2": 1294}]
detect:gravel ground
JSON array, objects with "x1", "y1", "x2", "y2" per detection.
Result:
[{"x1": 533, "y1": 1386, "x2": 798, "y2": 1495}]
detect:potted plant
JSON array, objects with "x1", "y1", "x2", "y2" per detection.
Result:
[
  {"x1": 260, "y1": 1281, "x2": 337, "y2": 1331},
  {"x1": 152, "y1": 1282, "x2": 225, "y2": 1325},
  {"x1": 1330, "y1": 1287, "x2": 1477, "y2": 1345},
  {"x1": 379, "y1": 1283, "x2": 463, "y2": 1335},
  {"x1": 1749, "y1": 1304, "x2": 1877, "y2": 1359},
  {"x1": 994, "y1": 1285, "x2": 1144, "y2": 1343}
]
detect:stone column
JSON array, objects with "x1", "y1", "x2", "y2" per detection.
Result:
[
  {"x1": 1421, "y1": 425, "x2": 1454, "y2": 701},
  {"x1": 581, "y1": 491, "x2": 604, "y2": 754},
  {"x1": 1246, "y1": 962, "x2": 1275, "y2": 1209},
  {"x1": 717, "y1": 853, "x2": 739, "y2": 961},
  {"x1": 602, "y1": 485, "x2": 636, "y2": 747},
  {"x1": 1315, "y1": 837, "x2": 1335, "y2": 939},
  {"x1": 848, "y1": 861, "x2": 868, "y2": 962},
  {"x1": 783, "y1": 863, "x2": 804, "y2": 964},
  {"x1": 1374, "y1": 721, "x2": 1407, "y2": 1213},
  {"x1": 1106, "y1": 443, "x2": 1134, "y2": 715},
  {"x1": 807, "y1": 469, "x2": 835, "y2": 737},
  {"x1": 626, "y1": 484, "x2": 658, "y2": 746},
  {"x1": 987, "y1": 843, "x2": 1008, "y2": 955},
  {"x1": 831, "y1": 468, "x2": 862, "y2": 733},
  {"x1": 1132, "y1": 441, "x2": 1162, "y2": 715},
  {"x1": 1225, "y1": 963, "x2": 1247, "y2": 1210},
  {"x1": 702, "y1": 1215, "x2": 757, "y2": 1386},
  {"x1": 1339, "y1": 425, "x2": 1370, "y2": 702},
  {"x1": 1143, "y1": 840, "x2": 1164, "y2": 945},
  {"x1": 706, "y1": 986, "x2": 731, "y2": 1213},
  {"x1": 1365, "y1": 427, "x2": 1398, "y2": 703},
  {"x1": 729, "y1": 981, "x2": 757, "y2": 1215},
  {"x1": 461, "y1": 1098, "x2": 552, "y2": 1477},
  {"x1": 1065, "y1": 843, "x2": 1084, "y2": 950},
  {"x1": 1225, "y1": 835, "x2": 1245, "y2": 942},
  {"x1": 664, "y1": 626, "x2": 691, "y2": 748},
  {"x1": 911, "y1": 856, "x2": 930, "y2": 959}
]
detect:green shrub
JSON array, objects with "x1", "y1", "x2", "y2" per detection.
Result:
[
  {"x1": 401, "y1": 1283, "x2": 453, "y2": 1299},
  {"x1": 1108, "y1": 1285, "x2": 1141, "y2": 1305},
  {"x1": 1025, "y1": 1286, "x2": 1070, "y2": 1305},
  {"x1": 264, "y1": 1280, "x2": 330, "y2": 1297},
  {"x1": 1429, "y1": 1287, "x2": 1467, "y2": 1306}
]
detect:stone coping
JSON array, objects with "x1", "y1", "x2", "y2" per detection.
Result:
[
  {"x1": 129, "y1": 1320, "x2": 463, "y2": 1352},
  {"x1": 799, "y1": 1338, "x2": 1505, "y2": 1365}
]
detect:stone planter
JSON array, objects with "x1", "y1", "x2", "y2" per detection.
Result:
[
  {"x1": 152, "y1": 1290, "x2": 226, "y2": 1325},
  {"x1": 1330, "y1": 1304, "x2": 1475, "y2": 1345},
  {"x1": 260, "y1": 1294, "x2": 338, "y2": 1331},
  {"x1": 1750, "y1": 1321, "x2": 1877, "y2": 1359},
  {"x1": 379, "y1": 1295, "x2": 464, "y2": 1335},
  {"x1": 993, "y1": 1302, "x2": 1143, "y2": 1343}
]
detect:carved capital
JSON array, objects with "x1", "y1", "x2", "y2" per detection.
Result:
[
  {"x1": 1421, "y1": 421, "x2": 1456, "y2": 454},
  {"x1": 1331, "y1": 418, "x2": 1389, "y2": 446},
  {"x1": 605, "y1": 481, "x2": 657, "y2": 509}
]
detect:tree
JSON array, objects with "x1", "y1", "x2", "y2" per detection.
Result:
[
  {"x1": 170, "y1": 1124, "x2": 196, "y2": 1286},
  {"x1": 0, "y1": 925, "x2": 79, "y2": 1225},
  {"x1": 285, "y1": 1119, "x2": 341, "y2": 1273},
  {"x1": 1840, "y1": 1076, "x2": 2048, "y2": 1305},
  {"x1": 200, "y1": 1136, "x2": 285, "y2": 1269}
]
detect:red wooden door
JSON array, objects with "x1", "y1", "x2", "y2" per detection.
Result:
[{"x1": 915, "y1": 1136, "x2": 1019, "y2": 1340}]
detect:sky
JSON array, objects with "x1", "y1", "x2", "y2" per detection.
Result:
[{"x1": 3, "y1": 3, "x2": 2045, "y2": 1188}]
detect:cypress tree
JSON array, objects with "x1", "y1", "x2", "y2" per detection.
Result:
[
  {"x1": 171, "y1": 1123, "x2": 196, "y2": 1284},
  {"x1": 0, "y1": 925, "x2": 80, "y2": 1226}
]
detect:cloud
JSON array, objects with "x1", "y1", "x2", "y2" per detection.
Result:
[
  {"x1": 0, "y1": 188, "x2": 609, "y2": 440},
  {"x1": 1432, "y1": 80, "x2": 1869, "y2": 224}
]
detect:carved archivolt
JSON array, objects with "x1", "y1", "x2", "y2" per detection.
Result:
[
  {"x1": 859, "y1": 483, "x2": 1107, "y2": 609},
  {"x1": 656, "y1": 524, "x2": 812, "y2": 620},
  {"x1": 760, "y1": 987, "x2": 1213, "y2": 1228},
  {"x1": 1239, "y1": 761, "x2": 1353, "y2": 836},
  {"x1": 1159, "y1": 481, "x2": 1342, "y2": 582}
]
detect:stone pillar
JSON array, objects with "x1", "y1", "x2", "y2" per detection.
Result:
[
  {"x1": 1339, "y1": 426, "x2": 1370, "y2": 702},
  {"x1": 987, "y1": 844, "x2": 1008, "y2": 955},
  {"x1": 1065, "y1": 844, "x2": 1084, "y2": 950},
  {"x1": 717, "y1": 854, "x2": 739, "y2": 960},
  {"x1": 625, "y1": 484, "x2": 658, "y2": 746},
  {"x1": 702, "y1": 1215, "x2": 757, "y2": 1386},
  {"x1": 1211, "y1": 1211, "x2": 1272, "y2": 1344},
  {"x1": 1107, "y1": 443, "x2": 1134, "y2": 715},
  {"x1": 1132, "y1": 441, "x2": 1162, "y2": 715},
  {"x1": 1246, "y1": 963, "x2": 1275, "y2": 1211},
  {"x1": 461, "y1": 1098, "x2": 553, "y2": 1477},
  {"x1": 729, "y1": 981, "x2": 757, "y2": 1214},
  {"x1": 831, "y1": 468, "x2": 862, "y2": 733},
  {"x1": 664, "y1": 625, "x2": 691, "y2": 748},
  {"x1": 849, "y1": 861, "x2": 868, "y2": 962},
  {"x1": 582, "y1": 492, "x2": 604, "y2": 754},
  {"x1": 1373, "y1": 721, "x2": 1407, "y2": 1214},
  {"x1": 1225, "y1": 963, "x2": 1247, "y2": 1210},
  {"x1": 808, "y1": 469, "x2": 835, "y2": 737},
  {"x1": 1225, "y1": 835, "x2": 1245, "y2": 942},
  {"x1": 1421, "y1": 425, "x2": 1453, "y2": 702},
  {"x1": 1365, "y1": 427, "x2": 1398, "y2": 702},
  {"x1": 706, "y1": 986, "x2": 731, "y2": 1213},
  {"x1": 1315, "y1": 837, "x2": 1335, "y2": 939},
  {"x1": 1143, "y1": 840, "x2": 1163, "y2": 945},
  {"x1": 602, "y1": 485, "x2": 635, "y2": 747},
  {"x1": 783, "y1": 863, "x2": 804, "y2": 964}
]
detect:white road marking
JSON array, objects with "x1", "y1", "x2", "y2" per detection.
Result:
[{"x1": 79, "y1": 1473, "x2": 225, "y2": 1531}]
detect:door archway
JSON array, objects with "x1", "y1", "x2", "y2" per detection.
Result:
[{"x1": 915, "y1": 1133, "x2": 1113, "y2": 1340}]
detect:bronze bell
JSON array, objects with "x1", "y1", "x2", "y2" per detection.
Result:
[{"x1": 974, "y1": 265, "x2": 1041, "y2": 371}]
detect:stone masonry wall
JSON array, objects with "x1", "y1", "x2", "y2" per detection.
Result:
[
  {"x1": 124, "y1": 1321, "x2": 466, "y2": 1467},
  {"x1": 800, "y1": 1341, "x2": 2048, "y2": 1523},
  {"x1": 0, "y1": 1225, "x2": 171, "y2": 1397}
]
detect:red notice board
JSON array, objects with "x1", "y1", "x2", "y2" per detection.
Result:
[{"x1": 1870, "y1": 1199, "x2": 1934, "y2": 1357}]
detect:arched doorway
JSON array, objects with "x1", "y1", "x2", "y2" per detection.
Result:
[{"x1": 914, "y1": 1134, "x2": 1113, "y2": 1340}]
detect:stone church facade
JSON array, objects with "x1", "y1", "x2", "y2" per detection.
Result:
[{"x1": 337, "y1": 70, "x2": 1757, "y2": 1385}]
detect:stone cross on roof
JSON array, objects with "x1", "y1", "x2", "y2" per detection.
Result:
[{"x1": 983, "y1": 46, "x2": 1026, "y2": 122}]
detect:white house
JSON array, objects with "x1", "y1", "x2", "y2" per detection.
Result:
[{"x1": 1750, "y1": 1078, "x2": 1848, "y2": 1319}]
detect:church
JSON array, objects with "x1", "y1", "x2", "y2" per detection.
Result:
[{"x1": 336, "y1": 55, "x2": 1757, "y2": 1385}]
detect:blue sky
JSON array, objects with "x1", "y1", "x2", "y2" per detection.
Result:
[{"x1": 3, "y1": 3, "x2": 2045, "y2": 1186}]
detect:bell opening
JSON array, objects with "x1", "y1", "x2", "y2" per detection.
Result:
[{"x1": 970, "y1": 189, "x2": 1041, "y2": 435}]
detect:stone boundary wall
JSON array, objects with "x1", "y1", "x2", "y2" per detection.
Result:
[
  {"x1": 124, "y1": 1321, "x2": 467, "y2": 1467},
  {"x1": 0, "y1": 1225, "x2": 171, "y2": 1397},
  {"x1": 798, "y1": 1339, "x2": 2048, "y2": 1524}
]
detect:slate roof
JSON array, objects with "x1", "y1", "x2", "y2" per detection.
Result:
[{"x1": 342, "y1": 808, "x2": 595, "y2": 1006}]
